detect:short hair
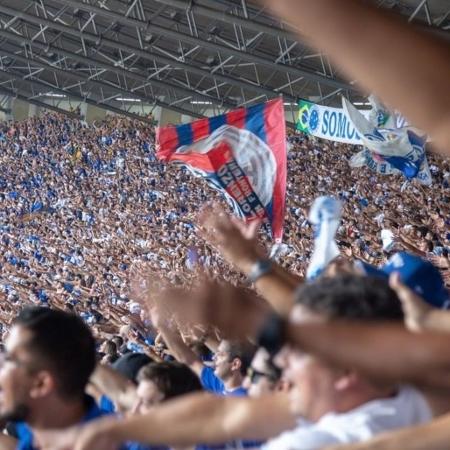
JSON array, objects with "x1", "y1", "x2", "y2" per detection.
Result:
[
  {"x1": 111, "y1": 335, "x2": 124, "y2": 347},
  {"x1": 295, "y1": 275, "x2": 404, "y2": 321},
  {"x1": 104, "y1": 340, "x2": 118, "y2": 356},
  {"x1": 112, "y1": 353, "x2": 153, "y2": 383},
  {"x1": 137, "y1": 362, "x2": 202, "y2": 401},
  {"x1": 225, "y1": 340, "x2": 257, "y2": 376},
  {"x1": 14, "y1": 307, "x2": 96, "y2": 399}
]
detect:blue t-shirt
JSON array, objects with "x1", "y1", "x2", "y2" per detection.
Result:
[
  {"x1": 15, "y1": 396, "x2": 108, "y2": 450},
  {"x1": 200, "y1": 368, "x2": 261, "y2": 449},
  {"x1": 99, "y1": 394, "x2": 116, "y2": 413},
  {"x1": 200, "y1": 367, "x2": 247, "y2": 397}
]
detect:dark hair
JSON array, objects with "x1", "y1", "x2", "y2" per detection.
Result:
[
  {"x1": 225, "y1": 340, "x2": 257, "y2": 376},
  {"x1": 295, "y1": 275, "x2": 404, "y2": 321},
  {"x1": 112, "y1": 353, "x2": 153, "y2": 383},
  {"x1": 111, "y1": 335, "x2": 124, "y2": 347},
  {"x1": 14, "y1": 307, "x2": 96, "y2": 399},
  {"x1": 417, "y1": 226, "x2": 429, "y2": 238},
  {"x1": 137, "y1": 362, "x2": 202, "y2": 401},
  {"x1": 104, "y1": 340, "x2": 118, "y2": 356}
]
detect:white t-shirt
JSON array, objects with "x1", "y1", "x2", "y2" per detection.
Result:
[{"x1": 262, "y1": 386, "x2": 431, "y2": 450}]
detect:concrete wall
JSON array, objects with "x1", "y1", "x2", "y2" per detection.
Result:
[
  {"x1": 7, "y1": 97, "x2": 300, "y2": 127},
  {"x1": 82, "y1": 104, "x2": 107, "y2": 124},
  {"x1": 11, "y1": 99, "x2": 30, "y2": 122}
]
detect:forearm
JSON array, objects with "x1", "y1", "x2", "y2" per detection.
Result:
[
  {"x1": 254, "y1": 267, "x2": 300, "y2": 317},
  {"x1": 90, "y1": 365, "x2": 136, "y2": 410},
  {"x1": 109, "y1": 392, "x2": 293, "y2": 446},
  {"x1": 287, "y1": 322, "x2": 450, "y2": 387},
  {"x1": 236, "y1": 256, "x2": 299, "y2": 317},
  {"x1": 422, "y1": 310, "x2": 450, "y2": 335},
  {"x1": 266, "y1": 0, "x2": 450, "y2": 151},
  {"x1": 0, "y1": 434, "x2": 17, "y2": 450},
  {"x1": 158, "y1": 325, "x2": 200, "y2": 367}
]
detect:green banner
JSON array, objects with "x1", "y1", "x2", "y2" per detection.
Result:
[{"x1": 296, "y1": 100, "x2": 313, "y2": 133}]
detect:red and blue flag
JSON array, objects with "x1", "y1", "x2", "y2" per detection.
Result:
[{"x1": 157, "y1": 98, "x2": 287, "y2": 241}]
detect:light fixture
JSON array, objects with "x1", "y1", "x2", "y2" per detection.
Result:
[
  {"x1": 115, "y1": 98, "x2": 141, "y2": 102},
  {"x1": 40, "y1": 93, "x2": 67, "y2": 98}
]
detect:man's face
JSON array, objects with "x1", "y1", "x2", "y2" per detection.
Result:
[
  {"x1": 0, "y1": 326, "x2": 37, "y2": 421},
  {"x1": 280, "y1": 347, "x2": 339, "y2": 422},
  {"x1": 134, "y1": 380, "x2": 165, "y2": 415},
  {"x1": 244, "y1": 349, "x2": 277, "y2": 398},
  {"x1": 277, "y1": 305, "x2": 341, "y2": 422},
  {"x1": 213, "y1": 340, "x2": 234, "y2": 380}
]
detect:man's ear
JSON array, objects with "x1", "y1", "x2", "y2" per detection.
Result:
[
  {"x1": 29, "y1": 370, "x2": 55, "y2": 399},
  {"x1": 334, "y1": 370, "x2": 359, "y2": 392},
  {"x1": 231, "y1": 357, "x2": 242, "y2": 373}
]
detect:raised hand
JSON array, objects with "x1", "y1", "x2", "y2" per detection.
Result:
[
  {"x1": 389, "y1": 272, "x2": 433, "y2": 332},
  {"x1": 197, "y1": 203, "x2": 264, "y2": 273},
  {"x1": 185, "y1": 278, "x2": 271, "y2": 340}
]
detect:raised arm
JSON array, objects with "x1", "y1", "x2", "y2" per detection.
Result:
[
  {"x1": 198, "y1": 205, "x2": 300, "y2": 317},
  {"x1": 285, "y1": 320, "x2": 450, "y2": 390},
  {"x1": 89, "y1": 364, "x2": 137, "y2": 412},
  {"x1": 42, "y1": 392, "x2": 293, "y2": 450},
  {"x1": 157, "y1": 322, "x2": 204, "y2": 376},
  {"x1": 263, "y1": 0, "x2": 450, "y2": 153}
]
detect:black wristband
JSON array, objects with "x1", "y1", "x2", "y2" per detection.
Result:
[
  {"x1": 257, "y1": 313, "x2": 287, "y2": 356},
  {"x1": 248, "y1": 259, "x2": 272, "y2": 284}
]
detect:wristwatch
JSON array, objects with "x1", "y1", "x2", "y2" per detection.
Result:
[{"x1": 247, "y1": 259, "x2": 273, "y2": 284}]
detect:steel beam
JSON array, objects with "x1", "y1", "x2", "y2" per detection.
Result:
[
  {"x1": 0, "y1": 4, "x2": 296, "y2": 102},
  {"x1": 0, "y1": 84, "x2": 81, "y2": 119},
  {"x1": 0, "y1": 27, "x2": 224, "y2": 108},
  {"x1": 52, "y1": 0, "x2": 352, "y2": 91},
  {"x1": 0, "y1": 46, "x2": 203, "y2": 118},
  {"x1": 0, "y1": 68, "x2": 158, "y2": 124},
  {"x1": 153, "y1": 0, "x2": 294, "y2": 40}
]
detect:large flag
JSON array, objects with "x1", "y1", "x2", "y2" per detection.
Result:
[
  {"x1": 157, "y1": 98, "x2": 287, "y2": 241},
  {"x1": 342, "y1": 97, "x2": 432, "y2": 185}
]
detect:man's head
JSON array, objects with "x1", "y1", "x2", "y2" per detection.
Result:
[
  {"x1": 213, "y1": 339, "x2": 256, "y2": 382},
  {"x1": 134, "y1": 362, "x2": 202, "y2": 414},
  {"x1": 244, "y1": 348, "x2": 282, "y2": 398},
  {"x1": 279, "y1": 275, "x2": 403, "y2": 421},
  {"x1": 0, "y1": 307, "x2": 96, "y2": 423},
  {"x1": 112, "y1": 352, "x2": 153, "y2": 385}
]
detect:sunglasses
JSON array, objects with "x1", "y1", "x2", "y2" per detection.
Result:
[{"x1": 247, "y1": 367, "x2": 278, "y2": 384}]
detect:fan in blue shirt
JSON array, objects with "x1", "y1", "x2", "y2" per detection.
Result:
[{"x1": 0, "y1": 308, "x2": 103, "y2": 450}]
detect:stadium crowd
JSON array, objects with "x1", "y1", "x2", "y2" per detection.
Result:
[
  {"x1": 0, "y1": 107, "x2": 448, "y2": 450},
  {"x1": 0, "y1": 113, "x2": 448, "y2": 333},
  {"x1": 0, "y1": 0, "x2": 449, "y2": 448}
]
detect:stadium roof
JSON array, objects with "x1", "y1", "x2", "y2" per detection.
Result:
[{"x1": 0, "y1": 0, "x2": 448, "y2": 122}]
